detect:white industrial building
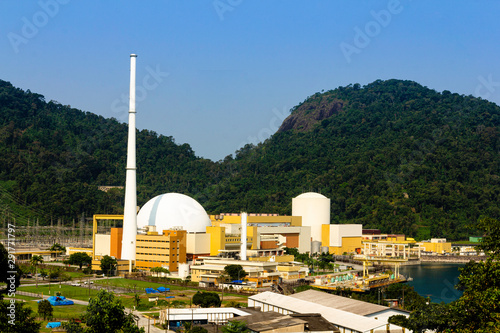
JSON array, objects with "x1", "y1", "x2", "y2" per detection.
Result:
[
  {"x1": 292, "y1": 192, "x2": 331, "y2": 243},
  {"x1": 248, "y1": 291, "x2": 406, "y2": 333}
]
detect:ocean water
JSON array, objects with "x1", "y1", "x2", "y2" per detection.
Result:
[{"x1": 399, "y1": 263, "x2": 464, "y2": 303}]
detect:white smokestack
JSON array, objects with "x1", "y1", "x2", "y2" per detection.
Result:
[
  {"x1": 121, "y1": 54, "x2": 138, "y2": 269},
  {"x1": 240, "y1": 212, "x2": 247, "y2": 261}
]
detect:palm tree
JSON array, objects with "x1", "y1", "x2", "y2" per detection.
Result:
[
  {"x1": 30, "y1": 255, "x2": 44, "y2": 288},
  {"x1": 49, "y1": 243, "x2": 66, "y2": 261},
  {"x1": 218, "y1": 272, "x2": 229, "y2": 303}
]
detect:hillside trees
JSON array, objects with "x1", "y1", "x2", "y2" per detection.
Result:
[
  {"x1": 0, "y1": 79, "x2": 498, "y2": 239},
  {"x1": 389, "y1": 218, "x2": 500, "y2": 332}
]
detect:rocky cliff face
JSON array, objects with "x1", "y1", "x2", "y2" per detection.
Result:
[{"x1": 278, "y1": 97, "x2": 345, "y2": 132}]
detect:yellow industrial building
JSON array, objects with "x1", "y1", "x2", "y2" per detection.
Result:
[
  {"x1": 322, "y1": 224, "x2": 363, "y2": 255},
  {"x1": 418, "y1": 238, "x2": 452, "y2": 254},
  {"x1": 89, "y1": 192, "x2": 370, "y2": 278}
]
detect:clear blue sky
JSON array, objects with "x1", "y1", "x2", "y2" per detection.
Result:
[{"x1": 1, "y1": 1, "x2": 499, "y2": 161}]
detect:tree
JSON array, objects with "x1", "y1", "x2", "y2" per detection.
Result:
[
  {"x1": 0, "y1": 300, "x2": 41, "y2": 333},
  {"x1": 192, "y1": 291, "x2": 221, "y2": 308},
  {"x1": 100, "y1": 255, "x2": 117, "y2": 276},
  {"x1": 283, "y1": 247, "x2": 299, "y2": 257},
  {"x1": 221, "y1": 320, "x2": 249, "y2": 333},
  {"x1": 62, "y1": 320, "x2": 86, "y2": 333},
  {"x1": 0, "y1": 243, "x2": 21, "y2": 297},
  {"x1": 134, "y1": 293, "x2": 141, "y2": 308},
  {"x1": 384, "y1": 283, "x2": 426, "y2": 311},
  {"x1": 218, "y1": 271, "x2": 230, "y2": 303},
  {"x1": 150, "y1": 266, "x2": 169, "y2": 277},
  {"x1": 38, "y1": 299, "x2": 53, "y2": 320},
  {"x1": 225, "y1": 300, "x2": 242, "y2": 308},
  {"x1": 179, "y1": 322, "x2": 208, "y2": 333},
  {"x1": 49, "y1": 243, "x2": 66, "y2": 261},
  {"x1": 475, "y1": 217, "x2": 500, "y2": 259},
  {"x1": 224, "y1": 265, "x2": 247, "y2": 281},
  {"x1": 391, "y1": 217, "x2": 500, "y2": 332},
  {"x1": 30, "y1": 255, "x2": 43, "y2": 288},
  {"x1": 82, "y1": 289, "x2": 144, "y2": 333},
  {"x1": 67, "y1": 252, "x2": 92, "y2": 270}
]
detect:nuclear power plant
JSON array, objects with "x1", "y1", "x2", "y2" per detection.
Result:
[{"x1": 84, "y1": 54, "x2": 364, "y2": 280}]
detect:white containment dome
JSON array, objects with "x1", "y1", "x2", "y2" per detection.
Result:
[
  {"x1": 292, "y1": 192, "x2": 330, "y2": 243},
  {"x1": 137, "y1": 193, "x2": 211, "y2": 233}
]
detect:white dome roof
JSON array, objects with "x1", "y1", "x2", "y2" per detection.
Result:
[
  {"x1": 137, "y1": 193, "x2": 211, "y2": 233},
  {"x1": 294, "y1": 192, "x2": 328, "y2": 199}
]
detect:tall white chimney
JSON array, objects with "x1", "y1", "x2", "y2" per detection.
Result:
[
  {"x1": 240, "y1": 212, "x2": 247, "y2": 261},
  {"x1": 121, "y1": 54, "x2": 138, "y2": 271}
]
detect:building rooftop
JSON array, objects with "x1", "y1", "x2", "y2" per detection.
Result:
[
  {"x1": 289, "y1": 313, "x2": 340, "y2": 332},
  {"x1": 249, "y1": 292, "x2": 403, "y2": 333},
  {"x1": 290, "y1": 289, "x2": 390, "y2": 316},
  {"x1": 229, "y1": 311, "x2": 307, "y2": 332}
]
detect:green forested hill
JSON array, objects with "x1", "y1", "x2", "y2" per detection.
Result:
[
  {"x1": 0, "y1": 79, "x2": 498, "y2": 240},
  {"x1": 0, "y1": 79, "x2": 215, "y2": 221},
  {"x1": 211, "y1": 80, "x2": 499, "y2": 239}
]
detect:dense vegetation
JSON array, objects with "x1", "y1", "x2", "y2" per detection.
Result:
[
  {"x1": 212, "y1": 80, "x2": 499, "y2": 240},
  {"x1": 388, "y1": 217, "x2": 500, "y2": 332},
  {"x1": 0, "y1": 79, "x2": 498, "y2": 240},
  {"x1": 0, "y1": 79, "x2": 214, "y2": 222}
]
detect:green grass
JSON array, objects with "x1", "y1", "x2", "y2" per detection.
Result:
[
  {"x1": 24, "y1": 301, "x2": 87, "y2": 319},
  {"x1": 7, "y1": 294, "x2": 40, "y2": 301},
  {"x1": 17, "y1": 284, "x2": 99, "y2": 301},
  {"x1": 65, "y1": 271, "x2": 89, "y2": 278},
  {"x1": 450, "y1": 240, "x2": 481, "y2": 245},
  {"x1": 23, "y1": 301, "x2": 87, "y2": 333},
  {"x1": 94, "y1": 278, "x2": 188, "y2": 291}
]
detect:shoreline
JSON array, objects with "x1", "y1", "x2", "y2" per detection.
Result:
[{"x1": 410, "y1": 255, "x2": 487, "y2": 264}]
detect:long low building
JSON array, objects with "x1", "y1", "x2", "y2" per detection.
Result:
[
  {"x1": 248, "y1": 292, "x2": 405, "y2": 333},
  {"x1": 190, "y1": 257, "x2": 281, "y2": 288},
  {"x1": 290, "y1": 290, "x2": 409, "y2": 322}
]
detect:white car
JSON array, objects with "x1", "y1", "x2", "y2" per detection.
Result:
[{"x1": 71, "y1": 282, "x2": 81, "y2": 286}]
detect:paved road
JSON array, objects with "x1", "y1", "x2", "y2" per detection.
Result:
[{"x1": 133, "y1": 310, "x2": 172, "y2": 333}]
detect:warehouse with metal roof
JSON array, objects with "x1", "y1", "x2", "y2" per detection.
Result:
[{"x1": 248, "y1": 292, "x2": 406, "y2": 333}]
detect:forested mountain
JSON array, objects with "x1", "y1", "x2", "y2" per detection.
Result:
[
  {"x1": 210, "y1": 80, "x2": 499, "y2": 240},
  {"x1": 0, "y1": 79, "x2": 215, "y2": 221},
  {"x1": 0, "y1": 79, "x2": 498, "y2": 240}
]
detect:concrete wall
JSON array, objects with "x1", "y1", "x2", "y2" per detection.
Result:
[
  {"x1": 325, "y1": 224, "x2": 362, "y2": 247},
  {"x1": 187, "y1": 233, "x2": 211, "y2": 254},
  {"x1": 95, "y1": 234, "x2": 111, "y2": 258}
]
